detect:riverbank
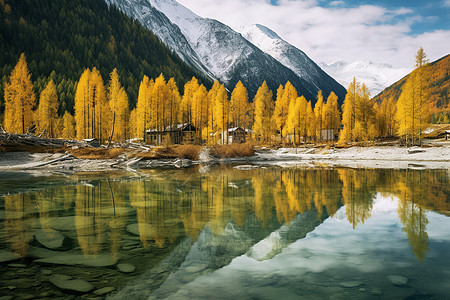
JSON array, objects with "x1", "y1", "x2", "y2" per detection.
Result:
[{"x1": 0, "y1": 141, "x2": 449, "y2": 174}]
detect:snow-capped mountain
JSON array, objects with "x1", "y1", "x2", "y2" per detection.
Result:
[
  {"x1": 320, "y1": 60, "x2": 412, "y2": 97},
  {"x1": 237, "y1": 24, "x2": 346, "y2": 101},
  {"x1": 107, "y1": 0, "x2": 345, "y2": 101}
]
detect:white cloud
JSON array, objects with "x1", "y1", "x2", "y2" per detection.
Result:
[{"x1": 177, "y1": 0, "x2": 450, "y2": 68}]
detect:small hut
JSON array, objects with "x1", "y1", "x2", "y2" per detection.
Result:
[
  {"x1": 145, "y1": 123, "x2": 197, "y2": 145},
  {"x1": 228, "y1": 127, "x2": 247, "y2": 144}
]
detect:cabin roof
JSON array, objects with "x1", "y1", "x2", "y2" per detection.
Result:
[
  {"x1": 146, "y1": 123, "x2": 195, "y2": 133},
  {"x1": 227, "y1": 127, "x2": 245, "y2": 132}
]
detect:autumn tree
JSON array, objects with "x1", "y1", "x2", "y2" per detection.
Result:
[
  {"x1": 181, "y1": 77, "x2": 200, "y2": 125},
  {"x1": 3, "y1": 53, "x2": 36, "y2": 133},
  {"x1": 37, "y1": 79, "x2": 58, "y2": 137},
  {"x1": 150, "y1": 74, "x2": 169, "y2": 134},
  {"x1": 167, "y1": 77, "x2": 181, "y2": 128},
  {"x1": 214, "y1": 83, "x2": 229, "y2": 144},
  {"x1": 355, "y1": 83, "x2": 376, "y2": 141},
  {"x1": 323, "y1": 91, "x2": 341, "y2": 140},
  {"x1": 206, "y1": 81, "x2": 221, "y2": 144},
  {"x1": 230, "y1": 81, "x2": 250, "y2": 129},
  {"x1": 61, "y1": 111, "x2": 75, "y2": 138},
  {"x1": 306, "y1": 101, "x2": 316, "y2": 142},
  {"x1": 396, "y1": 47, "x2": 430, "y2": 145},
  {"x1": 192, "y1": 84, "x2": 208, "y2": 141},
  {"x1": 74, "y1": 67, "x2": 110, "y2": 141},
  {"x1": 286, "y1": 96, "x2": 307, "y2": 144},
  {"x1": 274, "y1": 82, "x2": 297, "y2": 139},
  {"x1": 339, "y1": 78, "x2": 375, "y2": 143},
  {"x1": 375, "y1": 97, "x2": 396, "y2": 138},
  {"x1": 108, "y1": 68, "x2": 129, "y2": 142},
  {"x1": 135, "y1": 75, "x2": 153, "y2": 139},
  {"x1": 314, "y1": 90, "x2": 324, "y2": 142},
  {"x1": 253, "y1": 81, "x2": 275, "y2": 143}
]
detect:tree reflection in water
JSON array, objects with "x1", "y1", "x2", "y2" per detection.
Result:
[{"x1": 1, "y1": 167, "x2": 448, "y2": 262}]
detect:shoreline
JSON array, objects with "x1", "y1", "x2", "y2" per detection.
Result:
[{"x1": 0, "y1": 143, "x2": 449, "y2": 174}]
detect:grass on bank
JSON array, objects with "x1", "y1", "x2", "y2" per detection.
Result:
[
  {"x1": 212, "y1": 143, "x2": 255, "y2": 158},
  {"x1": 69, "y1": 148, "x2": 126, "y2": 159}
]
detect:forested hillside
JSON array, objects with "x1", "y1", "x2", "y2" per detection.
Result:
[
  {"x1": 374, "y1": 54, "x2": 450, "y2": 123},
  {"x1": 0, "y1": 0, "x2": 210, "y2": 115}
]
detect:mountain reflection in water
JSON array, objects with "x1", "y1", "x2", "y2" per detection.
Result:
[{"x1": 0, "y1": 166, "x2": 448, "y2": 299}]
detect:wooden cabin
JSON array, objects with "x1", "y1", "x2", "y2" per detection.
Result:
[
  {"x1": 216, "y1": 127, "x2": 247, "y2": 144},
  {"x1": 228, "y1": 127, "x2": 247, "y2": 144},
  {"x1": 145, "y1": 123, "x2": 197, "y2": 145}
]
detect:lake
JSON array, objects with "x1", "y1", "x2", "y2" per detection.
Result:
[{"x1": 0, "y1": 165, "x2": 449, "y2": 299}]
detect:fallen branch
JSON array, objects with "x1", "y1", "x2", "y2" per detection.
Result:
[{"x1": 0, "y1": 154, "x2": 76, "y2": 170}]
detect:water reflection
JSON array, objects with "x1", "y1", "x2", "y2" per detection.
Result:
[{"x1": 0, "y1": 167, "x2": 448, "y2": 264}]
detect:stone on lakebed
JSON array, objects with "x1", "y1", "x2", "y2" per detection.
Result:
[
  {"x1": 49, "y1": 274, "x2": 94, "y2": 293},
  {"x1": 34, "y1": 254, "x2": 117, "y2": 267}
]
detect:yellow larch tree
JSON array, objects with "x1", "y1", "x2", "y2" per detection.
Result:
[
  {"x1": 74, "y1": 67, "x2": 110, "y2": 141},
  {"x1": 314, "y1": 90, "x2": 324, "y2": 142},
  {"x1": 74, "y1": 68, "x2": 91, "y2": 140},
  {"x1": 192, "y1": 84, "x2": 208, "y2": 141},
  {"x1": 37, "y1": 79, "x2": 58, "y2": 137},
  {"x1": 355, "y1": 83, "x2": 376, "y2": 141},
  {"x1": 181, "y1": 77, "x2": 200, "y2": 125},
  {"x1": 207, "y1": 81, "x2": 221, "y2": 144},
  {"x1": 150, "y1": 74, "x2": 169, "y2": 133},
  {"x1": 253, "y1": 81, "x2": 275, "y2": 143},
  {"x1": 274, "y1": 82, "x2": 297, "y2": 139},
  {"x1": 167, "y1": 77, "x2": 181, "y2": 128},
  {"x1": 286, "y1": 96, "x2": 306, "y2": 144},
  {"x1": 339, "y1": 78, "x2": 360, "y2": 143},
  {"x1": 323, "y1": 91, "x2": 341, "y2": 137},
  {"x1": 128, "y1": 108, "x2": 137, "y2": 139},
  {"x1": 136, "y1": 75, "x2": 153, "y2": 139},
  {"x1": 108, "y1": 68, "x2": 129, "y2": 142},
  {"x1": 61, "y1": 111, "x2": 75, "y2": 139},
  {"x1": 214, "y1": 83, "x2": 229, "y2": 144},
  {"x1": 375, "y1": 97, "x2": 397, "y2": 138},
  {"x1": 396, "y1": 47, "x2": 430, "y2": 145},
  {"x1": 3, "y1": 53, "x2": 36, "y2": 134},
  {"x1": 230, "y1": 80, "x2": 250, "y2": 129},
  {"x1": 306, "y1": 101, "x2": 316, "y2": 143},
  {"x1": 90, "y1": 67, "x2": 110, "y2": 142}
]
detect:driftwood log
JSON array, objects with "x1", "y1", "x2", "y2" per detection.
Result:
[{"x1": 0, "y1": 133, "x2": 81, "y2": 148}]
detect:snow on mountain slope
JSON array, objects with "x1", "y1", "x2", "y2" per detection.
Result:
[
  {"x1": 238, "y1": 24, "x2": 346, "y2": 101},
  {"x1": 105, "y1": 0, "x2": 214, "y2": 81},
  {"x1": 320, "y1": 60, "x2": 411, "y2": 97}
]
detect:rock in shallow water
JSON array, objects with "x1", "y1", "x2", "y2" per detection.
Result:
[
  {"x1": 49, "y1": 274, "x2": 94, "y2": 293},
  {"x1": 34, "y1": 229, "x2": 72, "y2": 250},
  {"x1": 35, "y1": 254, "x2": 117, "y2": 267},
  {"x1": 117, "y1": 263, "x2": 136, "y2": 273},
  {"x1": 0, "y1": 250, "x2": 21, "y2": 263},
  {"x1": 339, "y1": 281, "x2": 363, "y2": 288},
  {"x1": 94, "y1": 287, "x2": 116, "y2": 295},
  {"x1": 387, "y1": 275, "x2": 408, "y2": 286}
]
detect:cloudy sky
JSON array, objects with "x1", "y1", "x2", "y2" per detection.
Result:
[{"x1": 177, "y1": 0, "x2": 450, "y2": 68}]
